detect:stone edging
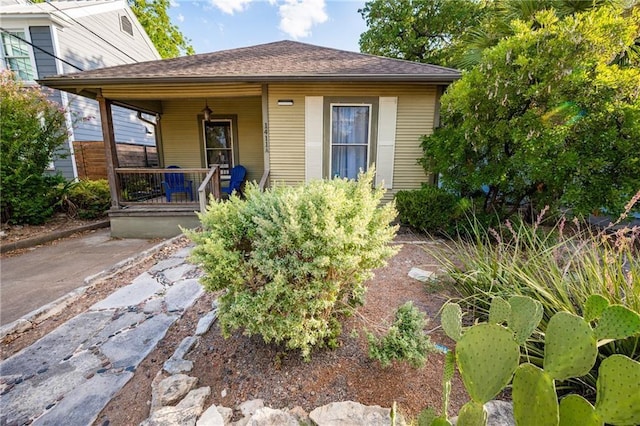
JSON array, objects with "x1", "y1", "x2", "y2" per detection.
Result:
[
  {"x1": 0, "y1": 233, "x2": 185, "y2": 341},
  {"x1": 0, "y1": 219, "x2": 111, "y2": 254}
]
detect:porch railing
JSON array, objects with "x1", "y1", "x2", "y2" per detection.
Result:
[
  {"x1": 198, "y1": 165, "x2": 221, "y2": 212},
  {"x1": 115, "y1": 167, "x2": 220, "y2": 208}
]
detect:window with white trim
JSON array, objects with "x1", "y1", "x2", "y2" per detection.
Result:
[
  {"x1": 330, "y1": 104, "x2": 371, "y2": 179},
  {"x1": 1, "y1": 30, "x2": 36, "y2": 81}
]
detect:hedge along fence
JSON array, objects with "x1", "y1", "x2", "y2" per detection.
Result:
[{"x1": 187, "y1": 169, "x2": 399, "y2": 359}]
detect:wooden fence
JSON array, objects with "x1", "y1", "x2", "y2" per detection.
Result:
[{"x1": 73, "y1": 141, "x2": 159, "y2": 180}]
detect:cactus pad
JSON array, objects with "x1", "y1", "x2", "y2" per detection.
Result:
[
  {"x1": 595, "y1": 354, "x2": 640, "y2": 425},
  {"x1": 508, "y1": 296, "x2": 543, "y2": 344},
  {"x1": 512, "y1": 363, "x2": 559, "y2": 426},
  {"x1": 431, "y1": 417, "x2": 453, "y2": 426},
  {"x1": 489, "y1": 296, "x2": 511, "y2": 325},
  {"x1": 559, "y1": 395, "x2": 602, "y2": 426},
  {"x1": 584, "y1": 294, "x2": 609, "y2": 322},
  {"x1": 457, "y1": 401, "x2": 487, "y2": 426},
  {"x1": 594, "y1": 305, "x2": 640, "y2": 341},
  {"x1": 441, "y1": 303, "x2": 463, "y2": 342},
  {"x1": 544, "y1": 311, "x2": 597, "y2": 381},
  {"x1": 456, "y1": 323, "x2": 520, "y2": 404}
]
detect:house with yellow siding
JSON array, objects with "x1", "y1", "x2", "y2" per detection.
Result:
[{"x1": 40, "y1": 40, "x2": 460, "y2": 238}]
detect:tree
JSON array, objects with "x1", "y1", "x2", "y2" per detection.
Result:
[
  {"x1": 129, "y1": 0, "x2": 194, "y2": 58},
  {"x1": 420, "y1": 7, "x2": 640, "y2": 218},
  {"x1": 358, "y1": 0, "x2": 487, "y2": 67},
  {"x1": 0, "y1": 71, "x2": 68, "y2": 224}
]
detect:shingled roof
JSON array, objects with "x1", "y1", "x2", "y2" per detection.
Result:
[{"x1": 40, "y1": 40, "x2": 460, "y2": 86}]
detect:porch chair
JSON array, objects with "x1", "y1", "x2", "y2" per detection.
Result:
[
  {"x1": 162, "y1": 165, "x2": 193, "y2": 202},
  {"x1": 222, "y1": 165, "x2": 247, "y2": 197}
]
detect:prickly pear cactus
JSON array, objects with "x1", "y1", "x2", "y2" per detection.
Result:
[
  {"x1": 508, "y1": 296, "x2": 543, "y2": 345},
  {"x1": 594, "y1": 354, "x2": 640, "y2": 425},
  {"x1": 456, "y1": 401, "x2": 486, "y2": 426},
  {"x1": 583, "y1": 294, "x2": 609, "y2": 322},
  {"x1": 544, "y1": 312, "x2": 597, "y2": 381},
  {"x1": 512, "y1": 363, "x2": 559, "y2": 426},
  {"x1": 559, "y1": 395, "x2": 602, "y2": 426},
  {"x1": 441, "y1": 303, "x2": 463, "y2": 342},
  {"x1": 594, "y1": 305, "x2": 640, "y2": 341},
  {"x1": 489, "y1": 296, "x2": 510, "y2": 325},
  {"x1": 455, "y1": 324, "x2": 520, "y2": 404}
]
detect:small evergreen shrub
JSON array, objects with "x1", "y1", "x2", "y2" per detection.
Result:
[
  {"x1": 367, "y1": 301, "x2": 436, "y2": 368},
  {"x1": 63, "y1": 179, "x2": 111, "y2": 219},
  {"x1": 188, "y1": 170, "x2": 398, "y2": 359},
  {"x1": 394, "y1": 186, "x2": 464, "y2": 235}
]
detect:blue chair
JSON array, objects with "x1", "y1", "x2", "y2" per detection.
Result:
[
  {"x1": 222, "y1": 165, "x2": 247, "y2": 196},
  {"x1": 162, "y1": 165, "x2": 193, "y2": 202}
]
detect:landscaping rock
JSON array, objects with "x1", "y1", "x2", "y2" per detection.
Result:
[
  {"x1": 156, "y1": 374, "x2": 198, "y2": 407},
  {"x1": 142, "y1": 386, "x2": 211, "y2": 426},
  {"x1": 309, "y1": 401, "x2": 392, "y2": 426},
  {"x1": 195, "y1": 310, "x2": 218, "y2": 336},
  {"x1": 239, "y1": 399, "x2": 265, "y2": 418},
  {"x1": 249, "y1": 407, "x2": 298, "y2": 426},
  {"x1": 164, "y1": 279, "x2": 204, "y2": 312},
  {"x1": 91, "y1": 273, "x2": 163, "y2": 310},
  {"x1": 450, "y1": 400, "x2": 514, "y2": 426},
  {"x1": 196, "y1": 404, "x2": 225, "y2": 426},
  {"x1": 163, "y1": 359, "x2": 194, "y2": 375},
  {"x1": 408, "y1": 267, "x2": 436, "y2": 283}
]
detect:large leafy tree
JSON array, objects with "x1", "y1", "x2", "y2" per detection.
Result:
[
  {"x1": 129, "y1": 0, "x2": 194, "y2": 58},
  {"x1": 358, "y1": 0, "x2": 487, "y2": 67},
  {"x1": 420, "y1": 7, "x2": 640, "y2": 217}
]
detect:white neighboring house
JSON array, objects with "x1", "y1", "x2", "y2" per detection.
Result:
[{"x1": 0, "y1": 0, "x2": 161, "y2": 179}]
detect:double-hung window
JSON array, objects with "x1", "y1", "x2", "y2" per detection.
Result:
[
  {"x1": 1, "y1": 30, "x2": 36, "y2": 81},
  {"x1": 330, "y1": 104, "x2": 371, "y2": 179}
]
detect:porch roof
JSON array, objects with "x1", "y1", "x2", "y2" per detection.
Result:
[{"x1": 39, "y1": 40, "x2": 461, "y2": 89}]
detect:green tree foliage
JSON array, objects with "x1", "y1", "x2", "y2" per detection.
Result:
[
  {"x1": 420, "y1": 7, "x2": 640, "y2": 217},
  {"x1": 358, "y1": 0, "x2": 487, "y2": 67},
  {"x1": 129, "y1": 0, "x2": 194, "y2": 58},
  {"x1": 188, "y1": 171, "x2": 398, "y2": 359},
  {"x1": 0, "y1": 72, "x2": 68, "y2": 224}
]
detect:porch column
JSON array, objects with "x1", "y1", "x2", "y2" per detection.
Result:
[
  {"x1": 96, "y1": 90, "x2": 121, "y2": 209},
  {"x1": 261, "y1": 84, "x2": 270, "y2": 173}
]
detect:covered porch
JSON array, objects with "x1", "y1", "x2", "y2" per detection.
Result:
[{"x1": 94, "y1": 84, "x2": 270, "y2": 238}]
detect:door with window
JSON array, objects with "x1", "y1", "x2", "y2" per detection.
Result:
[
  {"x1": 203, "y1": 119, "x2": 234, "y2": 176},
  {"x1": 330, "y1": 104, "x2": 371, "y2": 179}
]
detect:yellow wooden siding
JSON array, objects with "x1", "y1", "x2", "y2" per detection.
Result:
[
  {"x1": 267, "y1": 83, "x2": 438, "y2": 190},
  {"x1": 160, "y1": 97, "x2": 263, "y2": 182}
]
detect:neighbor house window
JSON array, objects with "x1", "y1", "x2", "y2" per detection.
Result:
[
  {"x1": 1, "y1": 30, "x2": 36, "y2": 81},
  {"x1": 203, "y1": 119, "x2": 235, "y2": 176},
  {"x1": 330, "y1": 104, "x2": 371, "y2": 179}
]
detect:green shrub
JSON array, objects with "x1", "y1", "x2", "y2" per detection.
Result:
[
  {"x1": 63, "y1": 179, "x2": 111, "y2": 219},
  {"x1": 1, "y1": 71, "x2": 68, "y2": 224},
  {"x1": 394, "y1": 186, "x2": 465, "y2": 235},
  {"x1": 367, "y1": 301, "x2": 436, "y2": 368},
  {"x1": 188, "y1": 170, "x2": 398, "y2": 359}
]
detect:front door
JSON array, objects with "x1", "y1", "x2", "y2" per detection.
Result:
[{"x1": 203, "y1": 119, "x2": 234, "y2": 177}]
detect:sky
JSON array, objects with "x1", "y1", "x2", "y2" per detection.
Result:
[{"x1": 167, "y1": 0, "x2": 368, "y2": 54}]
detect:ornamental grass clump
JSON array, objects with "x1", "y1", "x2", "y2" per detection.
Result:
[{"x1": 188, "y1": 170, "x2": 398, "y2": 359}]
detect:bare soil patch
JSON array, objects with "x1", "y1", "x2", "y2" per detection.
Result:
[{"x1": 96, "y1": 239, "x2": 468, "y2": 425}]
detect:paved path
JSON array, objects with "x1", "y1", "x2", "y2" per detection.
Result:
[
  {"x1": 0, "y1": 244, "x2": 203, "y2": 426},
  {"x1": 1, "y1": 228, "x2": 160, "y2": 325}
]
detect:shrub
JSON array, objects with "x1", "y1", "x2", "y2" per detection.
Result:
[
  {"x1": 188, "y1": 170, "x2": 398, "y2": 359},
  {"x1": 394, "y1": 186, "x2": 465, "y2": 235},
  {"x1": 63, "y1": 179, "x2": 111, "y2": 219},
  {"x1": 367, "y1": 301, "x2": 436, "y2": 368},
  {"x1": 0, "y1": 71, "x2": 68, "y2": 224}
]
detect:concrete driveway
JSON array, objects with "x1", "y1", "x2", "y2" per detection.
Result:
[{"x1": 0, "y1": 228, "x2": 162, "y2": 325}]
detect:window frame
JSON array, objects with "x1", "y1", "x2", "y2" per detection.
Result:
[
  {"x1": 1, "y1": 27, "x2": 37, "y2": 82},
  {"x1": 322, "y1": 97, "x2": 379, "y2": 179}
]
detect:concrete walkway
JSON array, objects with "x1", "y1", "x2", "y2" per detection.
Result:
[
  {"x1": 0, "y1": 244, "x2": 204, "y2": 425},
  {"x1": 1, "y1": 228, "x2": 160, "y2": 325}
]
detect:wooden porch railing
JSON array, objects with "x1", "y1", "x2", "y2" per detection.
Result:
[
  {"x1": 198, "y1": 165, "x2": 221, "y2": 212},
  {"x1": 259, "y1": 168, "x2": 270, "y2": 192},
  {"x1": 115, "y1": 167, "x2": 220, "y2": 207}
]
